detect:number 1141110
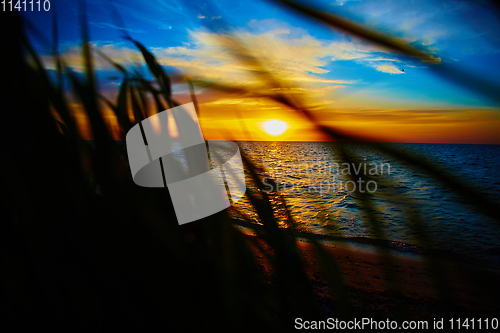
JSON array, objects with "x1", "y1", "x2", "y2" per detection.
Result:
[
  {"x1": 449, "y1": 318, "x2": 499, "y2": 330},
  {"x1": 1, "y1": 0, "x2": 50, "y2": 11}
]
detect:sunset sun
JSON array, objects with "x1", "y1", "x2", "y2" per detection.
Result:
[{"x1": 263, "y1": 120, "x2": 288, "y2": 136}]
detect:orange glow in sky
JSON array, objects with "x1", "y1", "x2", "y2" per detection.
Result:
[{"x1": 70, "y1": 96, "x2": 500, "y2": 144}]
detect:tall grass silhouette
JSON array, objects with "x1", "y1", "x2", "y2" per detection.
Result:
[{"x1": 2, "y1": 1, "x2": 500, "y2": 331}]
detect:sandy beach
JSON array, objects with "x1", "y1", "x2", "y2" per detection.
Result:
[{"x1": 244, "y1": 230, "x2": 500, "y2": 322}]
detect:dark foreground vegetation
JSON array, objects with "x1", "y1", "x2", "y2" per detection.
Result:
[{"x1": 2, "y1": 1, "x2": 500, "y2": 331}]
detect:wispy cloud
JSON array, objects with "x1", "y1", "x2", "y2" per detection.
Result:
[
  {"x1": 333, "y1": 0, "x2": 360, "y2": 6},
  {"x1": 46, "y1": 20, "x2": 417, "y2": 95},
  {"x1": 90, "y1": 22, "x2": 146, "y2": 34},
  {"x1": 41, "y1": 42, "x2": 143, "y2": 73},
  {"x1": 372, "y1": 63, "x2": 404, "y2": 74},
  {"x1": 318, "y1": 107, "x2": 500, "y2": 143},
  {"x1": 336, "y1": 0, "x2": 500, "y2": 57},
  {"x1": 103, "y1": 0, "x2": 187, "y2": 32}
]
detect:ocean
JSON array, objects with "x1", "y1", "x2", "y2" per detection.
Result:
[{"x1": 228, "y1": 141, "x2": 500, "y2": 268}]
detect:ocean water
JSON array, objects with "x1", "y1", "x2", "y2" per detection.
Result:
[{"x1": 228, "y1": 141, "x2": 500, "y2": 268}]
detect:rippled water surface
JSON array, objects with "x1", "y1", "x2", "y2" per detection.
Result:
[{"x1": 226, "y1": 141, "x2": 500, "y2": 268}]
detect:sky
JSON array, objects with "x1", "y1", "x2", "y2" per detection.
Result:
[{"x1": 23, "y1": 0, "x2": 500, "y2": 143}]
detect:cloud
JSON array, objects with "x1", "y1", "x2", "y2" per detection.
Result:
[
  {"x1": 366, "y1": 57, "x2": 399, "y2": 62},
  {"x1": 89, "y1": 22, "x2": 146, "y2": 34},
  {"x1": 333, "y1": 0, "x2": 360, "y2": 6},
  {"x1": 165, "y1": 26, "x2": 410, "y2": 81},
  {"x1": 101, "y1": 0, "x2": 187, "y2": 32},
  {"x1": 372, "y1": 63, "x2": 404, "y2": 74},
  {"x1": 203, "y1": 98, "x2": 268, "y2": 106},
  {"x1": 315, "y1": 107, "x2": 500, "y2": 126},
  {"x1": 41, "y1": 42, "x2": 143, "y2": 73},
  {"x1": 46, "y1": 19, "x2": 417, "y2": 97},
  {"x1": 158, "y1": 23, "x2": 173, "y2": 30},
  {"x1": 149, "y1": 27, "x2": 353, "y2": 89},
  {"x1": 337, "y1": 0, "x2": 500, "y2": 57}
]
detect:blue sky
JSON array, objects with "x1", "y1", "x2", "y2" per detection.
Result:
[{"x1": 22, "y1": 0, "x2": 500, "y2": 143}]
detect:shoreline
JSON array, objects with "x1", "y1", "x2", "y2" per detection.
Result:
[
  {"x1": 234, "y1": 219, "x2": 500, "y2": 270},
  {"x1": 241, "y1": 226, "x2": 500, "y2": 319}
]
